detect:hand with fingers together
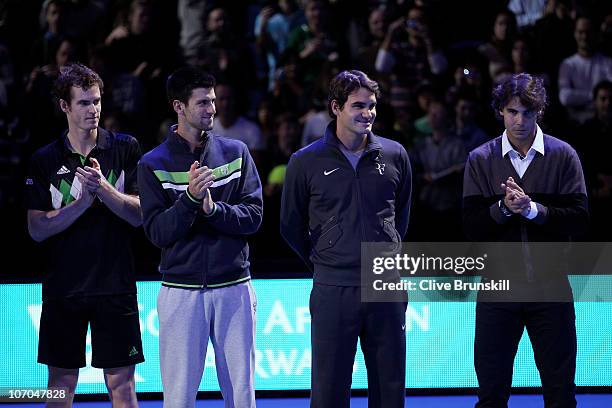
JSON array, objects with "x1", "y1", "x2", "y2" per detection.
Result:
[
  {"x1": 188, "y1": 161, "x2": 216, "y2": 214},
  {"x1": 73, "y1": 177, "x2": 96, "y2": 207},
  {"x1": 76, "y1": 157, "x2": 117, "y2": 204},
  {"x1": 501, "y1": 176, "x2": 531, "y2": 215},
  {"x1": 76, "y1": 157, "x2": 104, "y2": 193}
]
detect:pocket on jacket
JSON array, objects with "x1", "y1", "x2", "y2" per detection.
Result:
[{"x1": 314, "y1": 223, "x2": 343, "y2": 252}]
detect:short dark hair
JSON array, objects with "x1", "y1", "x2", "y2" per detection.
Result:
[
  {"x1": 492, "y1": 9, "x2": 517, "y2": 37},
  {"x1": 593, "y1": 80, "x2": 612, "y2": 100},
  {"x1": 574, "y1": 15, "x2": 592, "y2": 30},
  {"x1": 53, "y1": 62, "x2": 104, "y2": 103},
  {"x1": 328, "y1": 70, "x2": 380, "y2": 118},
  {"x1": 491, "y1": 73, "x2": 547, "y2": 119},
  {"x1": 166, "y1": 66, "x2": 216, "y2": 105}
]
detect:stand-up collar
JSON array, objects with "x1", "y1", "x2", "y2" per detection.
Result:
[
  {"x1": 166, "y1": 124, "x2": 211, "y2": 152},
  {"x1": 323, "y1": 120, "x2": 382, "y2": 153}
]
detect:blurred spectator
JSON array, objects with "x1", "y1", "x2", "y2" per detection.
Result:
[
  {"x1": 255, "y1": 112, "x2": 301, "y2": 258},
  {"x1": 292, "y1": 57, "x2": 340, "y2": 138},
  {"x1": 283, "y1": 0, "x2": 344, "y2": 88},
  {"x1": 105, "y1": 0, "x2": 168, "y2": 79},
  {"x1": 574, "y1": 80, "x2": 612, "y2": 239},
  {"x1": 0, "y1": 1, "x2": 42, "y2": 77},
  {"x1": 23, "y1": 38, "x2": 80, "y2": 149},
  {"x1": 508, "y1": 36, "x2": 551, "y2": 86},
  {"x1": 300, "y1": 71, "x2": 333, "y2": 147},
  {"x1": 600, "y1": 13, "x2": 612, "y2": 57},
  {"x1": 533, "y1": 0, "x2": 575, "y2": 86},
  {"x1": 452, "y1": 91, "x2": 490, "y2": 152},
  {"x1": 558, "y1": 16, "x2": 612, "y2": 123},
  {"x1": 31, "y1": 0, "x2": 65, "y2": 69},
  {"x1": 301, "y1": 106, "x2": 331, "y2": 147},
  {"x1": 264, "y1": 112, "x2": 301, "y2": 197},
  {"x1": 61, "y1": 0, "x2": 107, "y2": 46},
  {"x1": 272, "y1": 53, "x2": 309, "y2": 115},
  {"x1": 508, "y1": 0, "x2": 546, "y2": 29},
  {"x1": 104, "y1": 0, "x2": 173, "y2": 146},
  {"x1": 478, "y1": 10, "x2": 517, "y2": 84},
  {"x1": 376, "y1": 5, "x2": 447, "y2": 119},
  {"x1": 445, "y1": 56, "x2": 491, "y2": 109},
  {"x1": 409, "y1": 100, "x2": 467, "y2": 241},
  {"x1": 510, "y1": 36, "x2": 534, "y2": 75},
  {"x1": 88, "y1": 45, "x2": 147, "y2": 147},
  {"x1": 354, "y1": 6, "x2": 389, "y2": 90},
  {"x1": 177, "y1": 0, "x2": 208, "y2": 65},
  {"x1": 255, "y1": 0, "x2": 305, "y2": 91},
  {"x1": 409, "y1": 81, "x2": 436, "y2": 144},
  {"x1": 195, "y1": 7, "x2": 253, "y2": 89},
  {"x1": 256, "y1": 96, "x2": 276, "y2": 148},
  {"x1": 371, "y1": 100, "x2": 402, "y2": 143},
  {"x1": 212, "y1": 82, "x2": 265, "y2": 153}
]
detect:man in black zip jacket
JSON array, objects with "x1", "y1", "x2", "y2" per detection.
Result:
[
  {"x1": 281, "y1": 70, "x2": 412, "y2": 408},
  {"x1": 463, "y1": 73, "x2": 588, "y2": 407},
  {"x1": 138, "y1": 67, "x2": 262, "y2": 408}
]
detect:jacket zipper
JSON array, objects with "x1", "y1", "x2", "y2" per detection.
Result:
[
  {"x1": 355, "y1": 165, "x2": 367, "y2": 243},
  {"x1": 197, "y1": 145, "x2": 210, "y2": 288},
  {"x1": 355, "y1": 150, "x2": 375, "y2": 243},
  {"x1": 333, "y1": 145, "x2": 379, "y2": 246},
  {"x1": 173, "y1": 132, "x2": 213, "y2": 288}
]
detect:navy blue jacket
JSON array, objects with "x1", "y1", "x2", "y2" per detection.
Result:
[
  {"x1": 280, "y1": 121, "x2": 412, "y2": 286},
  {"x1": 138, "y1": 126, "x2": 263, "y2": 288}
]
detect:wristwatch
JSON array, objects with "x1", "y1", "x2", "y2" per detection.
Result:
[{"x1": 499, "y1": 200, "x2": 513, "y2": 217}]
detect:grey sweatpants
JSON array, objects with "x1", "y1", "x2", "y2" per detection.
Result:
[{"x1": 158, "y1": 281, "x2": 257, "y2": 408}]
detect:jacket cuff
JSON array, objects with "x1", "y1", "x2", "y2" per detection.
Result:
[
  {"x1": 185, "y1": 189, "x2": 203, "y2": 204},
  {"x1": 201, "y1": 202, "x2": 218, "y2": 218},
  {"x1": 521, "y1": 201, "x2": 538, "y2": 219},
  {"x1": 180, "y1": 191, "x2": 202, "y2": 211},
  {"x1": 530, "y1": 202, "x2": 548, "y2": 225}
]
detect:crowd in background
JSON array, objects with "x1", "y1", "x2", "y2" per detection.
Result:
[{"x1": 1, "y1": 0, "x2": 611, "y2": 278}]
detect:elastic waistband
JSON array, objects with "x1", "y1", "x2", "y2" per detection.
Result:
[{"x1": 161, "y1": 275, "x2": 251, "y2": 290}]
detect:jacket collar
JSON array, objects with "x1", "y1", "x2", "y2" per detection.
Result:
[
  {"x1": 60, "y1": 127, "x2": 111, "y2": 155},
  {"x1": 166, "y1": 124, "x2": 211, "y2": 152},
  {"x1": 323, "y1": 120, "x2": 383, "y2": 154}
]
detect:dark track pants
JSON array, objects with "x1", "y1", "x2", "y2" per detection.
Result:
[
  {"x1": 474, "y1": 302, "x2": 577, "y2": 408},
  {"x1": 309, "y1": 283, "x2": 407, "y2": 408}
]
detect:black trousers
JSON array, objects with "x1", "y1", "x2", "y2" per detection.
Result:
[
  {"x1": 474, "y1": 302, "x2": 577, "y2": 408},
  {"x1": 309, "y1": 283, "x2": 407, "y2": 408}
]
